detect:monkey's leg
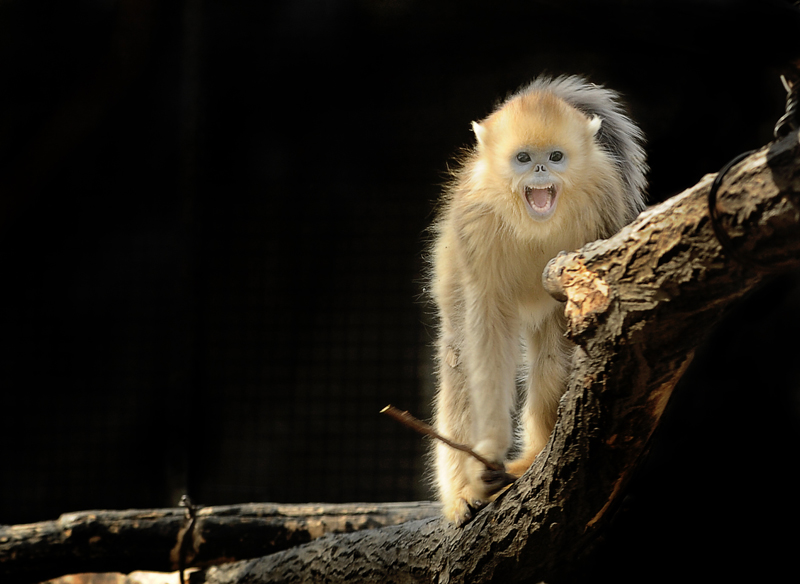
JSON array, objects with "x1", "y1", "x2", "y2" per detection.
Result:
[{"x1": 507, "y1": 310, "x2": 571, "y2": 478}]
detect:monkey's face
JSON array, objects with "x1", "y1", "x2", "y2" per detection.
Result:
[
  {"x1": 472, "y1": 93, "x2": 598, "y2": 227},
  {"x1": 509, "y1": 147, "x2": 568, "y2": 221}
]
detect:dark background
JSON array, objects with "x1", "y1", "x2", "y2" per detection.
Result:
[{"x1": 1, "y1": 0, "x2": 798, "y2": 581}]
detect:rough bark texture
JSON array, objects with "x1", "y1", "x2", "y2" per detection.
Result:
[
  {"x1": 194, "y1": 132, "x2": 800, "y2": 584},
  {"x1": 0, "y1": 502, "x2": 440, "y2": 584}
]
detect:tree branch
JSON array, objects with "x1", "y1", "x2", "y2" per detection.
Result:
[
  {"x1": 381, "y1": 405, "x2": 515, "y2": 484},
  {"x1": 0, "y1": 502, "x2": 440, "y2": 584},
  {"x1": 194, "y1": 132, "x2": 800, "y2": 584}
]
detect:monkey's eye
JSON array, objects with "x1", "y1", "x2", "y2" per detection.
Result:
[
  {"x1": 516, "y1": 152, "x2": 531, "y2": 163},
  {"x1": 549, "y1": 151, "x2": 564, "y2": 162}
]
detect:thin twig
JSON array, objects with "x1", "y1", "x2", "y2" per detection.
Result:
[{"x1": 381, "y1": 405, "x2": 515, "y2": 484}]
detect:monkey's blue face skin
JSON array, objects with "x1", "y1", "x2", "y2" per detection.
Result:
[{"x1": 512, "y1": 147, "x2": 568, "y2": 221}]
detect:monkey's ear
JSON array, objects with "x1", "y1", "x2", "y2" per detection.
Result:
[
  {"x1": 588, "y1": 115, "x2": 602, "y2": 136},
  {"x1": 472, "y1": 121, "x2": 488, "y2": 147}
]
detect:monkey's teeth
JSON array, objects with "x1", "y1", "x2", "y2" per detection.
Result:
[{"x1": 525, "y1": 184, "x2": 556, "y2": 212}]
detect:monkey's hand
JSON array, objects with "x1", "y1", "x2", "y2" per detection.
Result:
[
  {"x1": 467, "y1": 439, "x2": 514, "y2": 493},
  {"x1": 481, "y1": 467, "x2": 512, "y2": 492}
]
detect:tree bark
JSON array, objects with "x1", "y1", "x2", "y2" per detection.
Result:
[
  {"x1": 193, "y1": 132, "x2": 800, "y2": 584},
  {"x1": 0, "y1": 502, "x2": 440, "y2": 584}
]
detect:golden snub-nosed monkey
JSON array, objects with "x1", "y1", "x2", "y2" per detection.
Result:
[{"x1": 429, "y1": 75, "x2": 647, "y2": 525}]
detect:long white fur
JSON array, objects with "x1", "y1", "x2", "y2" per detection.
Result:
[{"x1": 429, "y1": 76, "x2": 647, "y2": 525}]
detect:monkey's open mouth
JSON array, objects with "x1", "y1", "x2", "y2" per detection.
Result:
[{"x1": 523, "y1": 184, "x2": 558, "y2": 218}]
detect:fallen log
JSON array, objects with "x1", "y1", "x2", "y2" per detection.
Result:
[{"x1": 0, "y1": 501, "x2": 441, "y2": 584}]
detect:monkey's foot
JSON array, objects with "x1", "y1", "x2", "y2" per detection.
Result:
[
  {"x1": 442, "y1": 465, "x2": 512, "y2": 526},
  {"x1": 442, "y1": 484, "x2": 495, "y2": 527},
  {"x1": 443, "y1": 495, "x2": 481, "y2": 527}
]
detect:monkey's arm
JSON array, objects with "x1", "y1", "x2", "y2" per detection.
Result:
[
  {"x1": 431, "y1": 212, "x2": 522, "y2": 522},
  {"x1": 459, "y1": 283, "x2": 519, "y2": 465}
]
